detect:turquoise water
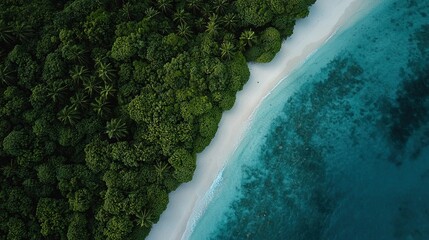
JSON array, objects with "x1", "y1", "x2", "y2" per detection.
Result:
[{"x1": 189, "y1": 0, "x2": 429, "y2": 239}]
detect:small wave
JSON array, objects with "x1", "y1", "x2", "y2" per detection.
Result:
[{"x1": 181, "y1": 167, "x2": 225, "y2": 240}]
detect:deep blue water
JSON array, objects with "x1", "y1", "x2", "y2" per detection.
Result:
[{"x1": 189, "y1": 0, "x2": 429, "y2": 239}]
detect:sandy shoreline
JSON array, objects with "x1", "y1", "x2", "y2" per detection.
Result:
[{"x1": 146, "y1": 0, "x2": 375, "y2": 239}]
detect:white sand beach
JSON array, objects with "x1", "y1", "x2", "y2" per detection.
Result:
[{"x1": 146, "y1": 0, "x2": 376, "y2": 239}]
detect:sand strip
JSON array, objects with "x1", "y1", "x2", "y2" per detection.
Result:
[{"x1": 147, "y1": 0, "x2": 377, "y2": 239}]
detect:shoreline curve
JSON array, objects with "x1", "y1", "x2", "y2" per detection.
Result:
[{"x1": 146, "y1": 0, "x2": 377, "y2": 239}]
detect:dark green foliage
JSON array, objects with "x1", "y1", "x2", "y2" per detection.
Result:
[
  {"x1": 110, "y1": 142, "x2": 140, "y2": 167},
  {"x1": 36, "y1": 198, "x2": 69, "y2": 237},
  {"x1": 84, "y1": 138, "x2": 111, "y2": 172},
  {"x1": 189, "y1": 96, "x2": 213, "y2": 116},
  {"x1": 199, "y1": 110, "x2": 221, "y2": 139},
  {"x1": 6, "y1": 217, "x2": 27, "y2": 240},
  {"x1": 273, "y1": 15, "x2": 296, "y2": 37},
  {"x1": 83, "y1": 9, "x2": 113, "y2": 45},
  {"x1": 36, "y1": 163, "x2": 57, "y2": 184},
  {"x1": 219, "y1": 91, "x2": 237, "y2": 110},
  {"x1": 229, "y1": 52, "x2": 250, "y2": 91},
  {"x1": 111, "y1": 36, "x2": 136, "y2": 61},
  {"x1": 146, "y1": 185, "x2": 169, "y2": 216},
  {"x1": 245, "y1": 27, "x2": 282, "y2": 62},
  {"x1": 168, "y1": 148, "x2": 196, "y2": 182},
  {"x1": 236, "y1": 0, "x2": 274, "y2": 27},
  {"x1": 4, "y1": 188, "x2": 33, "y2": 217},
  {"x1": 127, "y1": 93, "x2": 155, "y2": 124},
  {"x1": 3, "y1": 130, "x2": 30, "y2": 157},
  {"x1": 67, "y1": 213, "x2": 90, "y2": 240},
  {"x1": 0, "y1": 0, "x2": 314, "y2": 238},
  {"x1": 42, "y1": 52, "x2": 65, "y2": 81},
  {"x1": 104, "y1": 215, "x2": 133, "y2": 240},
  {"x1": 68, "y1": 188, "x2": 92, "y2": 212}
]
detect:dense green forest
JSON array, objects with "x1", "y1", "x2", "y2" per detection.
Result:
[{"x1": 0, "y1": 0, "x2": 315, "y2": 239}]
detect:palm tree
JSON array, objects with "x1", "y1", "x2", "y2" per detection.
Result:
[
  {"x1": 177, "y1": 23, "x2": 193, "y2": 40},
  {"x1": 0, "y1": 20, "x2": 15, "y2": 45},
  {"x1": 83, "y1": 77, "x2": 100, "y2": 96},
  {"x1": 69, "y1": 65, "x2": 89, "y2": 86},
  {"x1": 186, "y1": 0, "x2": 202, "y2": 14},
  {"x1": 205, "y1": 15, "x2": 219, "y2": 37},
  {"x1": 157, "y1": 0, "x2": 173, "y2": 13},
  {"x1": 96, "y1": 62, "x2": 115, "y2": 82},
  {"x1": 194, "y1": 17, "x2": 205, "y2": 31},
  {"x1": 0, "y1": 64, "x2": 15, "y2": 85},
  {"x1": 91, "y1": 97, "x2": 110, "y2": 117},
  {"x1": 155, "y1": 162, "x2": 170, "y2": 183},
  {"x1": 57, "y1": 105, "x2": 80, "y2": 125},
  {"x1": 145, "y1": 7, "x2": 159, "y2": 19},
  {"x1": 223, "y1": 33, "x2": 235, "y2": 43},
  {"x1": 222, "y1": 13, "x2": 237, "y2": 30},
  {"x1": 136, "y1": 209, "x2": 153, "y2": 228},
  {"x1": 67, "y1": 45, "x2": 87, "y2": 64},
  {"x1": 213, "y1": 0, "x2": 228, "y2": 14},
  {"x1": 173, "y1": 9, "x2": 190, "y2": 25},
  {"x1": 239, "y1": 30, "x2": 257, "y2": 48},
  {"x1": 157, "y1": 20, "x2": 172, "y2": 35},
  {"x1": 220, "y1": 41, "x2": 234, "y2": 60},
  {"x1": 105, "y1": 118, "x2": 128, "y2": 140},
  {"x1": 13, "y1": 22, "x2": 34, "y2": 43},
  {"x1": 100, "y1": 84, "x2": 116, "y2": 100},
  {"x1": 205, "y1": 21, "x2": 218, "y2": 37},
  {"x1": 202, "y1": 64, "x2": 212, "y2": 75},
  {"x1": 70, "y1": 91, "x2": 88, "y2": 110},
  {"x1": 208, "y1": 14, "x2": 218, "y2": 24},
  {"x1": 48, "y1": 82, "x2": 67, "y2": 103},
  {"x1": 119, "y1": 2, "x2": 132, "y2": 20}
]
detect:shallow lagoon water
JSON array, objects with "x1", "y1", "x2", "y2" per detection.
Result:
[{"x1": 189, "y1": 0, "x2": 429, "y2": 239}]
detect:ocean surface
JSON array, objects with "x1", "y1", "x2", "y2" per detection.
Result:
[{"x1": 188, "y1": 0, "x2": 429, "y2": 239}]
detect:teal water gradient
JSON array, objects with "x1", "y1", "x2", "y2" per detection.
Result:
[{"x1": 189, "y1": 0, "x2": 429, "y2": 239}]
